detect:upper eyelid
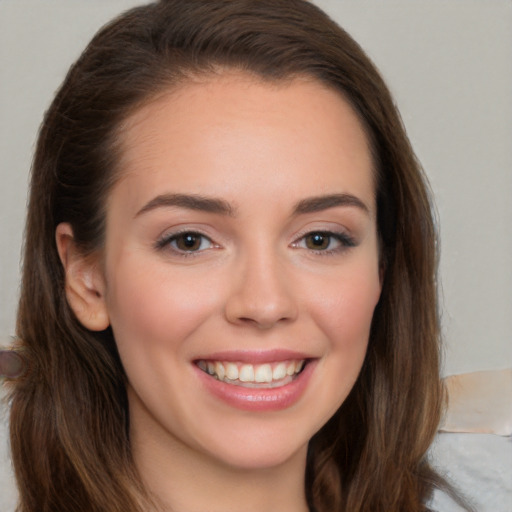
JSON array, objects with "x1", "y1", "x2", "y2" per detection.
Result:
[
  {"x1": 155, "y1": 229, "x2": 215, "y2": 250},
  {"x1": 292, "y1": 226, "x2": 353, "y2": 241},
  {"x1": 157, "y1": 226, "x2": 213, "y2": 241},
  {"x1": 291, "y1": 229, "x2": 357, "y2": 250},
  {"x1": 154, "y1": 226, "x2": 356, "y2": 250}
]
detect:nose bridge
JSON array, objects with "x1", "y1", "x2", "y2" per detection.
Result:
[{"x1": 224, "y1": 240, "x2": 298, "y2": 329}]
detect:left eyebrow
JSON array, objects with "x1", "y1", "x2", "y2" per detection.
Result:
[
  {"x1": 135, "y1": 193, "x2": 236, "y2": 218},
  {"x1": 292, "y1": 193, "x2": 370, "y2": 216}
]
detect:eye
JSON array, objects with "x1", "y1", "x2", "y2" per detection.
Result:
[
  {"x1": 295, "y1": 231, "x2": 355, "y2": 253},
  {"x1": 304, "y1": 232, "x2": 334, "y2": 250},
  {"x1": 157, "y1": 231, "x2": 213, "y2": 253}
]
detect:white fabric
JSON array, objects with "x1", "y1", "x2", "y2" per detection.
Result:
[{"x1": 429, "y1": 433, "x2": 512, "y2": 512}]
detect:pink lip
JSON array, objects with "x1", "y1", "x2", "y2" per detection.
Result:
[
  {"x1": 193, "y1": 349, "x2": 312, "y2": 364},
  {"x1": 193, "y1": 354, "x2": 316, "y2": 412}
]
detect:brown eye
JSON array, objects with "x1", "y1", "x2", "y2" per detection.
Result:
[
  {"x1": 304, "y1": 232, "x2": 331, "y2": 250},
  {"x1": 175, "y1": 233, "x2": 202, "y2": 251},
  {"x1": 295, "y1": 231, "x2": 355, "y2": 253},
  {"x1": 161, "y1": 232, "x2": 213, "y2": 253}
]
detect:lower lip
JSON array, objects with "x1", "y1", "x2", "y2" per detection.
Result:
[{"x1": 195, "y1": 361, "x2": 315, "y2": 412}]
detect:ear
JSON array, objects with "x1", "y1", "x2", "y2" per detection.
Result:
[{"x1": 55, "y1": 223, "x2": 110, "y2": 331}]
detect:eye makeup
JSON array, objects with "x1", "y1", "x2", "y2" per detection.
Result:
[
  {"x1": 293, "y1": 230, "x2": 356, "y2": 254},
  {"x1": 155, "y1": 229, "x2": 216, "y2": 255},
  {"x1": 154, "y1": 226, "x2": 357, "y2": 261}
]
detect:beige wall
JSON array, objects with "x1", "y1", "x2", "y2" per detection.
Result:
[{"x1": 1, "y1": 1, "x2": 511, "y2": 510}]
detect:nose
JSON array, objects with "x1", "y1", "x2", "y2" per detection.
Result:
[{"x1": 224, "y1": 248, "x2": 298, "y2": 329}]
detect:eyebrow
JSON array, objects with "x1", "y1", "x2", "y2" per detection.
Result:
[
  {"x1": 293, "y1": 193, "x2": 370, "y2": 216},
  {"x1": 135, "y1": 193, "x2": 236, "y2": 218},
  {"x1": 135, "y1": 192, "x2": 369, "y2": 219}
]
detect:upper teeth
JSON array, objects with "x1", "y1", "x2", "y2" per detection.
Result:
[{"x1": 197, "y1": 360, "x2": 305, "y2": 384}]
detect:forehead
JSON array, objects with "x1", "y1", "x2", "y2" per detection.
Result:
[{"x1": 112, "y1": 72, "x2": 375, "y2": 214}]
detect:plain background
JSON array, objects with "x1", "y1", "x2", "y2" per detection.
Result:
[{"x1": 1, "y1": 1, "x2": 511, "y2": 510}]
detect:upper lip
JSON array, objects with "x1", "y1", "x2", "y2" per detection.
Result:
[{"x1": 193, "y1": 349, "x2": 314, "y2": 364}]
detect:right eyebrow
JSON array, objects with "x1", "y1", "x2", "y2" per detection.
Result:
[
  {"x1": 293, "y1": 193, "x2": 371, "y2": 216},
  {"x1": 135, "y1": 193, "x2": 236, "y2": 218}
]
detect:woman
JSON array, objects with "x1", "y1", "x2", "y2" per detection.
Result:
[{"x1": 5, "y1": 0, "x2": 469, "y2": 510}]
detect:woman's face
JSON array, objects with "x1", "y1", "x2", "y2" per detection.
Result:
[{"x1": 98, "y1": 74, "x2": 381, "y2": 471}]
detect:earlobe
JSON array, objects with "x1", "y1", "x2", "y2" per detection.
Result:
[{"x1": 55, "y1": 223, "x2": 110, "y2": 331}]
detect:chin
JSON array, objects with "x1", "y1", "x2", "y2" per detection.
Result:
[{"x1": 204, "y1": 435, "x2": 309, "y2": 472}]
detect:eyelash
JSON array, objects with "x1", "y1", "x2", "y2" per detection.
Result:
[
  {"x1": 155, "y1": 229, "x2": 356, "y2": 257},
  {"x1": 292, "y1": 230, "x2": 356, "y2": 255},
  {"x1": 155, "y1": 230, "x2": 215, "y2": 256}
]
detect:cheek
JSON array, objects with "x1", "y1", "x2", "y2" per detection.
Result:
[
  {"x1": 104, "y1": 252, "x2": 223, "y2": 357},
  {"x1": 299, "y1": 261, "x2": 381, "y2": 430},
  {"x1": 309, "y1": 261, "x2": 381, "y2": 353}
]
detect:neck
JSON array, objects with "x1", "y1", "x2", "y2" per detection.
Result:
[
  {"x1": 150, "y1": 457, "x2": 309, "y2": 512},
  {"x1": 134, "y1": 434, "x2": 309, "y2": 512},
  {"x1": 129, "y1": 396, "x2": 310, "y2": 512}
]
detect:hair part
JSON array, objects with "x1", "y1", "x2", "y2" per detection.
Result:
[{"x1": 9, "y1": 1, "x2": 467, "y2": 510}]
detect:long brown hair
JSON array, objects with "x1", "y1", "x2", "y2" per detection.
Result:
[{"x1": 8, "y1": 1, "x2": 462, "y2": 510}]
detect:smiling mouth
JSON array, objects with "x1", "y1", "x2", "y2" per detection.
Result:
[{"x1": 195, "y1": 359, "x2": 306, "y2": 389}]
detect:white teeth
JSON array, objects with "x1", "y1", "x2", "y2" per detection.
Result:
[
  {"x1": 272, "y1": 362, "x2": 287, "y2": 380},
  {"x1": 197, "y1": 359, "x2": 306, "y2": 386},
  {"x1": 286, "y1": 362, "x2": 296, "y2": 376},
  {"x1": 239, "y1": 364, "x2": 254, "y2": 382},
  {"x1": 255, "y1": 364, "x2": 273, "y2": 383},
  {"x1": 225, "y1": 362, "x2": 239, "y2": 381},
  {"x1": 214, "y1": 361, "x2": 225, "y2": 380}
]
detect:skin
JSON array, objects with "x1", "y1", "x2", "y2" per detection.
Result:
[{"x1": 57, "y1": 73, "x2": 382, "y2": 512}]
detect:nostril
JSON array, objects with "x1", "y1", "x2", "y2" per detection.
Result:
[
  {"x1": 237, "y1": 315, "x2": 292, "y2": 330},
  {"x1": 224, "y1": 265, "x2": 299, "y2": 328}
]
